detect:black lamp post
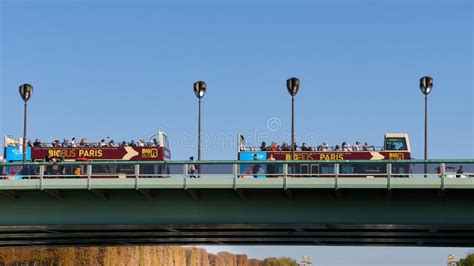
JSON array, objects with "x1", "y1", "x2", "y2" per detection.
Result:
[
  {"x1": 286, "y1": 77, "x2": 300, "y2": 160},
  {"x1": 420, "y1": 76, "x2": 433, "y2": 176},
  {"x1": 193, "y1": 81, "x2": 206, "y2": 161},
  {"x1": 419, "y1": 76, "x2": 433, "y2": 162},
  {"x1": 19, "y1": 83, "x2": 33, "y2": 163}
]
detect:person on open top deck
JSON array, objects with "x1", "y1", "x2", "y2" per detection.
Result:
[
  {"x1": 281, "y1": 142, "x2": 289, "y2": 151},
  {"x1": 334, "y1": 145, "x2": 340, "y2": 151},
  {"x1": 62, "y1": 139, "x2": 69, "y2": 147},
  {"x1": 33, "y1": 139, "x2": 42, "y2": 147},
  {"x1": 139, "y1": 139, "x2": 146, "y2": 147},
  {"x1": 353, "y1": 141, "x2": 361, "y2": 151},
  {"x1": 363, "y1": 142, "x2": 370, "y2": 151},
  {"x1": 301, "y1": 143, "x2": 311, "y2": 151},
  {"x1": 71, "y1": 137, "x2": 77, "y2": 147},
  {"x1": 100, "y1": 139, "x2": 107, "y2": 147},
  {"x1": 271, "y1": 142, "x2": 279, "y2": 151},
  {"x1": 322, "y1": 142, "x2": 329, "y2": 151},
  {"x1": 260, "y1": 141, "x2": 267, "y2": 151},
  {"x1": 342, "y1": 142, "x2": 350, "y2": 151}
]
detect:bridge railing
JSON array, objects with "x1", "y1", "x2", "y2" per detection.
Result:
[{"x1": 0, "y1": 160, "x2": 473, "y2": 180}]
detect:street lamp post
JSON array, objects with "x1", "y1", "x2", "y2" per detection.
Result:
[
  {"x1": 286, "y1": 77, "x2": 300, "y2": 160},
  {"x1": 193, "y1": 81, "x2": 206, "y2": 161},
  {"x1": 420, "y1": 76, "x2": 433, "y2": 175},
  {"x1": 19, "y1": 83, "x2": 33, "y2": 163}
]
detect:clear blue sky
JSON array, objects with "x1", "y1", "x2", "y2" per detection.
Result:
[{"x1": 1, "y1": 0, "x2": 472, "y2": 264}]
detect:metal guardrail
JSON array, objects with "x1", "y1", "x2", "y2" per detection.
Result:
[{"x1": 1, "y1": 160, "x2": 473, "y2": 180}]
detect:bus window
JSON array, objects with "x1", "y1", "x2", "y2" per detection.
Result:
[{"x1": 385, "y1": 137, "x2": 407, "y2": 151}]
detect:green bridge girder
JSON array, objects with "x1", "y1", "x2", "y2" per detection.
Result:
[{"x1": 1, "y1": 177, "x2": 474, "y2": 247}]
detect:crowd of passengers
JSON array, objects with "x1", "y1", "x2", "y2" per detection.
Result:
[
  {"x1": 251, "y1": 141, "x2": 374, "y2": 152},
  {"x1": 28, "y1": 138, "x2": 161, "y2": 148}
]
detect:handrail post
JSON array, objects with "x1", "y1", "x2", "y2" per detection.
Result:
[
  {"x1": 283, "y1": 163, "x2": 288, "y2": 178},
  {"x1": 387, "y1": 163, "x2": 392, "y2": 190},
  {"x1": 39, "y1": 165, "x2": 44, "y2": 191},
  {"x1": 335, "y1": 163, "x2": 339, "y2": 190},
  {"x1": 440, "y1": 163, "x2": 446, "y2": 178},
  {"x1": 233, "y1": 163, "x2": 238, "y2": 179},
  {"x1": 134, "y1": 163, "x2": 140, "y2": 190},
  {"x1": 233, "y1": 163, "x2": 238, "y2": 189},
  {"x1": 87, "y1": 164, "x2": 92, "y2": 190},
  {"x1": 184, "y1": 163, "x2": 188, "y2": 178},
  {"x1": 440, "y1": 163, "x2": 445, "y2": 190}
]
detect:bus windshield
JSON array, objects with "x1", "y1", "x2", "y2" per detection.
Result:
[{"x1": 385, "y1": 137, "x2": 407, "y2": 151}]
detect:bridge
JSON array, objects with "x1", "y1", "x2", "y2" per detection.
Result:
[{"x1": 0, "y1": 159, "x2": 473, "y2": 247}]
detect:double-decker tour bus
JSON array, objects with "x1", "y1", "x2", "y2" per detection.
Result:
[
  {"x1": 2, "y1": 131, "x2": 171, "y2": 179},
  {"x1": 237, "y1": 133, "x2": 411, "y2": 177}
]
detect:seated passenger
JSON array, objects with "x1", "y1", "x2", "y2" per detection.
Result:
[
  {"x1": 301, "y1": 143, "x2": 312, "y2": 151},
  {"x1": 139, "y1": 139, "x2": 146, "y2": 147},
  {"x1": 260, "y1": 141, "x2": 267, "y2": 151},
  {"x1": 153, "y1": 138, "x2": 159, "y2": 147},
  {"x1": 100, "y1": 139, "x2": 107, "y2": 147},
  {"x1": 353, "y1": 141, "x2": 361, "y2": 151},
  {"x1": 322, "y1": 142, "x2": 329, "y2": 152},
  {"x1": 281, "y1": 142, "x2": 289, "y2": 151},
  {"x1": 130, "y1": 140, "x2": 137, "y2": 147},
  {"x1": 120, "y1": 141, "x2": 128, "y2": 147},
  {"x1": 291, "y1": 142, "x2": 298, "y2": 151},
  {"x1": 363, "y1": 142, "x2": 370, "y2": 151},
  {"x1": 71, "y1": 137, "x2": 77, "y2": 147},
  {"x1": 317, "y1": 145, "x2": 323, "y2": 151},
  {"x1": 33, "y1": 139, "x2": 42, "y2": 147},
  {"x1": 62, "y1": 139, "x2": 69, "y2": 147},
  {"x1": 334, "y1": 145, "x2": 340, "y2": 151},
  {"x1": 271, "y1": 142, "x2": 279, "y2": 151},
  {"x1": 52, "y1": 140, "x2": 60, "y2": 148},
  {"x1": 342, "y1": 142, "x2": 349, "y2": 151},
  {"x1": 108, "y1": 140, "x2": 116, "y2": 147}
]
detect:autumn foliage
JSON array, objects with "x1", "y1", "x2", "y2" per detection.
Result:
[{"x1": 0, "y1": 246, "x2": 298, "y2": 266}]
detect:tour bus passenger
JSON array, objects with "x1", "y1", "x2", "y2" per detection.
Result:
[
  {"x1": 139, "y1": 139, "x2": 146, "y2": 147},
  {"x1": 100, "y1": 139, "x2": 107, "y2": 147},
  {"x1": 353, "y1": 141, "x2": 361, "y2": 151},
  {"x1": 120, "y1": 141, "x2": 128, "y2": 147},
  {"x1": 363, "y1": 142, "x2": 370, "y2": 151},
  {"x1": 52, "y1": 140, "x2": 61, "y2": 148},
  {"x1": 130, "y1": 140, "x2": 137, "y2": 147},
  {"x1": 301, "y1": 143, "x2": 310, "y2": 151},
  {"x1": 260, "y1": 141, "x2": 267, "y2": 151},
  {"x1": 281, "y1": 142, "x2": 289, "y2": 151},
  {"x1": 271, "y1": 142, "x2": 279, "y2": 151},
  {"x1": 342, "y1": 142, "x2": 349, "y2": 151},
  {"x1": 334, "y1": 145, "x2": 340, "y2": 151},
  {"x1": 153, "y1": 138, "x2": 159, "y2": 147},
  {"x1": 71, "y1": 137, "x2": 77, "y2": 147},
  {"x1": 108, "y1": 140, "x2": 115, "y2": 147},
  {"x1": 33, "y1": 139, "x2": 42, "y2": 147},
  {"x1": 27, "y1": 140, "x2": 33, "y2": 147},
  {"x1": 322, "y1": 142, "x2": 329, "y2": 152},
  {"x1": 291, "y1": 142, "x2": 298, "y2": 151},
  {"x1": 61, "y1": 139, "x2": 69, "y2": 147}
]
